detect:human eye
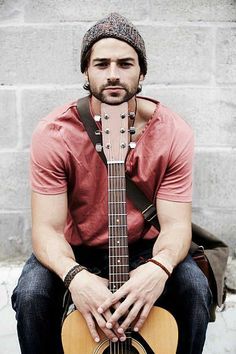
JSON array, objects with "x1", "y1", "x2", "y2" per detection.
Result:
[
  {"x1": 120, "y1": 61, "x2": 133, "y2": 68},
  {"x1": 95, "y1": 61, "x2": 108, "y2": 68}
]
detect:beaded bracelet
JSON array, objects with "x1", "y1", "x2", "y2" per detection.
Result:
[
  {"x1": 63, "y1": 264, "x2": 88, "y2": 288},
  {"x1": 146, "y1": 259, "x2": 171, "y2": 278}
]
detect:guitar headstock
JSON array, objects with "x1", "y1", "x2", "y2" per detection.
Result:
[{"x1": 98, "y1": 102, "x2": 133, "y2": 163}]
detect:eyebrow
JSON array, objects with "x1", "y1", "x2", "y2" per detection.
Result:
[{"x1": 92, "y1": 57, "x2": 135, "y2": 63}]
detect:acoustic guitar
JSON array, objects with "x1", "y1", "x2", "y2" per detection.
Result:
[{"x1": 61, "y1": 102, "x2": 178, "y2": 354}]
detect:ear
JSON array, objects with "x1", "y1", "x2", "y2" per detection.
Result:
[
  {"x1": 139, "y1": 73, "x2": 144, "y2": 83},
  {"x1": 84, "y1": 71, "x2": 89, "y2": 81}
]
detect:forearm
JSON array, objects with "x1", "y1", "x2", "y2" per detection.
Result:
[
  {"x1": 152, "y1": 224, "x2": 192, "y2": 270},
  {"x1": 32, "y1": 226, "x2": 78, "y2": 280}
]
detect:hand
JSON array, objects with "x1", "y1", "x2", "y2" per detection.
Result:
[
  {"x1": 97, "y1": 262, "x2": 168, "y2": 334},
  {"x1": 69, "y1": 270, "x2": 125, "y2": 343}
]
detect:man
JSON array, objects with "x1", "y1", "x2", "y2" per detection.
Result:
[{"x1": 12, "y1": 13, "x2": 212, "y2": 354}]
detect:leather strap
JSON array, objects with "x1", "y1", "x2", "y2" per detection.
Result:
[{"x1": 76, "y1": 96, "x2": 160, "y2": 231}]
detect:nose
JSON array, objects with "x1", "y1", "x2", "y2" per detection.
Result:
[{"x1": 107, "y1": 63, "x2": 120, "y2": 83}]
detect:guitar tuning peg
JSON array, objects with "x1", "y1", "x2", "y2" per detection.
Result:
[
  {"x1": 129, "y1": 112, "x2": 135, "y2": 120},
  {"x1": 95, "y1": 130, "x2": 101, "y2": 135},
  {"x1": 94, "y1": 115, "x2": 101, "y2": 122},
  {"x1": 129, "y1": 127, "x2": 136, "y2": 135},
  {"x1": 95, "y1": 143, "x2": 103, "y2": 152},
  {"x1": 129, "y1": 142, "x2": 136, "y2": 149}
]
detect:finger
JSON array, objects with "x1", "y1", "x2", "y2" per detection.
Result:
[
  {"x1": 133, "y1": 304, "x2": 152, "y2": 332},
  {"x1": 117, "y1": 300, "x2": 144, "y2": 333},
  {"x1": 105, "y1": 295, "x2": 135, "y2": 329},
  {"x1": 98, "y1": 289, "x2": 126, "y2": 314},
  {"x1": 93, "y1": 312, "x2": 119, "y2": 343},
  {"x1": 102, "y1": 309, "x2": 120, "y2": 333},
  {"x1": 84, "y1": 313, "x2": 100, "y2": 343}
]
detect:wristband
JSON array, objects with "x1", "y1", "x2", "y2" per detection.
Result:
[
  {"x1": 146, "y1": 259, "x2": 171, "y2": 277},
  {"x1": 63, "y1": 264, "x2": 88, "y2": 288}
]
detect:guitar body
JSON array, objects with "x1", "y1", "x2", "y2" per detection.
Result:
[
  {"x1": 62, "y1": 103, "x2": 178, "y2": 354},
  {"x1": 62, "y1": 306, "x2": 178, "y2": 354}
]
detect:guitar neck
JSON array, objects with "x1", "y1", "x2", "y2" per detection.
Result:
[{"x1": 108, "y1": 161, "x2": 129, "y2": 293}]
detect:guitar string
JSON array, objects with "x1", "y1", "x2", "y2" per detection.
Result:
[{"x1": 107, "y1": 111, "x2": 130, "y2": 354}]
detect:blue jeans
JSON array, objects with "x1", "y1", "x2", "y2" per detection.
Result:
[{"x1": 12, "y1": 240, "x2": 212, "y2": 354}]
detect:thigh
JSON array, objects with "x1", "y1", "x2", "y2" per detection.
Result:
[{"x1": 156, "y1": 254, "x2": 212, "y2": 315}]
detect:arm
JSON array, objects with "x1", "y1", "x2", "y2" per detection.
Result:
[
  {"x1": 31, "y1": 191, "x2": 76, "y2": 277},
  {"x1": 98, "y1": 199, "x2": 192, "y2": 333},
  {"x1": 31, "y1": 191, "x2": 122, "y2": 343}
]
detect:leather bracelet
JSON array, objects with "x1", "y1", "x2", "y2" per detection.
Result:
[
  {"x1": 146, "y1": 259, "x2": 171, "y2": 277},
  {"x1": 63, "y1": 264, "x2": 88, "y2": 288}
]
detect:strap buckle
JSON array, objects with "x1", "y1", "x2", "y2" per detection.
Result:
[{"x1": 142, "y1": 204, "x2": 157, "y2": 222}]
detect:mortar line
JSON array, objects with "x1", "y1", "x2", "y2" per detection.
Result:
[
  {"x1": 0, "y1": 22, "x2": 236, "y2": 28},
  {"x1": 1, "y1": 84, "x2": 236, "y2": 90}
]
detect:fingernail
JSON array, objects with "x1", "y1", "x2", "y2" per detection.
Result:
[
  {"x1": 106, "y1": 322, "x2": 112, "y2": 329},
  {"x1": 134, "y1": 327, "x2": 139, "y2": 332},
  {"x1": 95, "y1": 337, "x2": 100, "y2": 343},
  {"x1": 118, "y1": 328, "x2": 124, "y2": 334},
  {"x1": 112, "y1": 337, "x2": 118, "y2": 342},
  {"x1": 97, "y1": 307, "x2": 103, "y2": 314},
  {"x1": 120, "y1": 336, "x2": 126, "y2": 342}
]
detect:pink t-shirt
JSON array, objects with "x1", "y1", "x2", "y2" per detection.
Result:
[{"x1": 30, "y1": 96, "x2": 194, "y2": 247}]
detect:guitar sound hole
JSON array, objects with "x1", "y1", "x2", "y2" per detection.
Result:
[{"x1": 103, "y1": 344, "x2": 139, "y2": 354}]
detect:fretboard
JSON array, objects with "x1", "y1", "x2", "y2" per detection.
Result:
[{"x1": 108, "y1": 161, "x2": 129, "y2": 293}]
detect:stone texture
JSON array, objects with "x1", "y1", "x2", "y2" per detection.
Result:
[
  {"x1": 193, "y1": 150, "x2": 236, "y2": 209},
  {"x1": 140, "y1": 26, "x2": 213, "y2": 84},
  {"x1": 24, "y1": 0, "x2": 148, "y2": 22},
  {"x1": 0, "y1": 0, "x2": 26, "y2": 23},
  {"x1": 0, "y1": 212, "x2": 31, "y2": 261},
  {"x1": 0, "y1": 90, "x2": 18, "y2": 148},
  {"x1": 0, "y1": 152, "x2": 30, "y2": 210},
  {"x1": 225, "y1": 257, "x2": 236, "y2": 293},
  {"x1": 0, "y1": 26, "x2": 86, "y2": 85},
  {"x1": 21, "y1": 87, "x2": 84, "y2": 148},
  {"x1": 216, "y1": 27, "x2": 236, "y2": 84},
  {"x1": 192, "y1": 208, "x2": 236, "y2": 251},
  {"x1": 150, "y1": 0, "x2": 236, "y2": 22},
  {"x1": 142, "y1": 86, "x2": 236, "y2": 147}
]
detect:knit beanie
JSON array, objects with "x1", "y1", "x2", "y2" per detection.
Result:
[{"x1": 80, "y1": 13, "x2": 147, "y2": 75}]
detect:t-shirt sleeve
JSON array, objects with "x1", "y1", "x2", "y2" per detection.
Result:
[
  {"x1": 156, "y1": 125, "x2": 194, "y2": 203},
  {"x1": 30, "y1": 121, "x2": 68, "y2": 194}
]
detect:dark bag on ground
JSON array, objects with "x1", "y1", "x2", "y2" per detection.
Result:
[{"x1": 190, "y1": 223, "x2": 229, "y2": 321}]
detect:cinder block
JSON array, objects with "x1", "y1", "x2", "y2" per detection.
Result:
[
  {"x1": 150, "y1": 0, "x2": 236, "y2": 22},
  {"x1": 0, "y1": 90, "x2": 18, "y2": 148},
  {"x1": 0, "y1": 26, "x2": 86, "y2": 84},
  {"x1": 193, "y1": 150, "x2": 236, "y2": 209},
  {"x1": 139, "y1": 26, "x2": 213, "y2": 84},
  {"x1": 21, "y1": 88, "x2": 84, "y2": 148},
  {"x1": 192, "y1": 208, "x2": 236, "y2": 251},
  {"x1": 24, "y1": 0, "x2": 148, "y2": 22},
  {"x1": 142, "y1": 86, "x2": 236, "y2": 147},
  {"x1": 0, "y1": 0, "x2": 25, "y2": 23},
  {"x1": 0, "y1": 212, "x2": 31, "y2": 261},
  {"x1": 0, "y1": 152, "x2": 30, "y2": 210},
  {"x1": 216, "y1": 27, "x2": 236, "y2": 84}
]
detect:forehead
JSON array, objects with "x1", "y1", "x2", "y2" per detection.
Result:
[{"x1": 90, "y1": 38, "x2": 138, "y2": 60}]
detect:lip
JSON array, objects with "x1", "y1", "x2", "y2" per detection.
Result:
[{"x1": 104, "y1": 87, "x2": 124, "y2": 90}]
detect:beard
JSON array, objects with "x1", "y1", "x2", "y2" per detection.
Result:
[{"x1": 88, "y1": 81, "x2": 139, "y2": 106}]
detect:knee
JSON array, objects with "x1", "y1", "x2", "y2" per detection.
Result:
[{"x1": 12, "y1": 286, "x2": 48, "y2": 318}]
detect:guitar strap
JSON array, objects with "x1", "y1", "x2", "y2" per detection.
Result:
[{"x1": 76, "y1": 95, "x2": 229, "y2": 319}]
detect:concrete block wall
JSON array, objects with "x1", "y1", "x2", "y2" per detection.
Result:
[{"x1": 0, "y1": 0, "x2": 236, "y2": 261}]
